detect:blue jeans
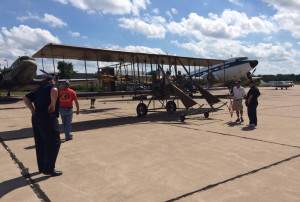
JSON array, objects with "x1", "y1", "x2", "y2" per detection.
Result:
[{"x1": 60, "y1": 107, "x2": 73, "y2": 139}]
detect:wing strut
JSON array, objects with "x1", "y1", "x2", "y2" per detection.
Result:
[
  {"x1": 176, "y1": 57, "x2": 222, "y2": 106},
  {"x1": 151, "y1": 55, "x2": 197, "y2": 109}
]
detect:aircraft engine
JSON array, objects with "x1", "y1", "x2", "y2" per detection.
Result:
[{"x1": 246, "y1": 72, "x2": 252, "y2": 80}]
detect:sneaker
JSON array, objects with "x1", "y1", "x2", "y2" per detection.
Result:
[
  {"x1": 235, "y1": 118, "x2": 240, "y2": 122},
  {"x1": 247, "y1": 124, "x2": 255, "y2": 127},
  {"x1": 66, "y1": 134, "x2": 73, "y2": 141},
  {"x1": 240, "y1": 117, "x2": 244, "y2": 122}
]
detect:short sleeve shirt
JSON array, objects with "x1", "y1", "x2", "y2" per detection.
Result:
[
  {"x1": 232, "y1": 86, "x2": 246, "y2": 99},
  {"x1": 59, "y1": 88, "x2": 77, "y2": 108},
  {"x1": 247, "y1": 86, "x2": 260, "y2": 105},
  {"x1": 25, "y1": 83, "x2": 60, "y2": 117}
]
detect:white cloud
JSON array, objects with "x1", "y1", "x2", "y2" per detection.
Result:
[
  {"x1": 132, "y1": 0, "x2": 150, "y2": 16},
  {"x1": 263, "y1": 36, "x2": 272, "y2": 41},
  {"x1": 167, "y1": 10, "x2": 276, "y2": 40},
  {"x1": 123, "y1": 45, "x2": 164, "y2": 54},
  {"x1": 42, "y1": 13, "x2": 67, "y2": 28},
  {"x1": 152, "y1": 8, "x2": 159, "y2": 14},
  {"x1": 17, "y1": 12, "x2": 67, "y2": 28},
  {"x1": 53, "y1": 0, "x2": 68, "y2": 4},
  {"x1": 56, "y1": 0, "x2": 150, "y2": 16},
  {"x1": 166, "y1": 11, "x2": 172, "y2": 19},
  {"x1": 119, "y1": 16, "x2": 166, "y2": 39},
  {"x1": 171, "y1": 8, "x2": 178, "y2": 15},
  {"x1": 262, "y1": 0, "x2": 300, "y2": 38},
  {"x1": 284, "y1": 42, "x2": 293, "y2": 48},
  {"x1": 68, "y1": 31, "x2": 80, "y2": 37},
  {"x1": 228, "y1": 0, "x2": 243, "y2": 6},
  {"x1": 0, "y1": 25, "x2": 60, "y2": 60}
]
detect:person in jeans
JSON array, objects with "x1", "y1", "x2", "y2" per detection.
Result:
[
  {"x1": 23, "y1": 75, "x2": 62, "y2": 176},
  {"x1": 59, "y1": 80, "x2": 79, "y2": 141}
]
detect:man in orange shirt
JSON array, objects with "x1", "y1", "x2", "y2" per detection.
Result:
[{"x1": 59, "y1": 80, "x2": 79, "y2": 141}]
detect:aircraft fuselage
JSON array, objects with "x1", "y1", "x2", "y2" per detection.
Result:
[
  {"x1": 191, "y1": 57, "x2": 258, "y2": 85},
  {"x1": 0, "y1": 56, "x2": 37, "y2": 91}
]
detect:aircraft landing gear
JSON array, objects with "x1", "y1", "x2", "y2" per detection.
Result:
[
  {"x1": 166, "y1": 101, "x2": 176, "y2": 113},
  {"x1": 204, "y1": 111, "x2": 209, "y2": 118},
  {"x1": 136, "y1": 103, "x2": 148, "y2": 117}
]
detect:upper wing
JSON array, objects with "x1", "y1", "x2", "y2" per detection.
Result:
[{"x1": 32, "y1": 43, "x2": 225, "y2": 67}]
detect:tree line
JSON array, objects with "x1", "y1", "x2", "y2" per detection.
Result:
[{"x1": 256, "y1": 74, "x2": 300, "y2": 82}]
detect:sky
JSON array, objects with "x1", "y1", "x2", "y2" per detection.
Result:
[{"x1": 1, "y1": 0, "x2": 300, "y2": 75}]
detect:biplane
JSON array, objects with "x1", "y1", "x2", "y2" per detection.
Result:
[{"x1": 32, "y1": 43, "x2": 255, "y2": 121}]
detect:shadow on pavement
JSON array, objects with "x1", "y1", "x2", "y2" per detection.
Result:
[
  {"x1": 0, "y1": 111, "x2": 180, "y2": 141},
  {"x1": 0, "y1": 172, "x2": 49, "y2": 198}
]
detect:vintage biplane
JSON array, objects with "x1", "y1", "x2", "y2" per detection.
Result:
[{"x1": 32, "y1": 43, "x2": 232, "y2": 121}]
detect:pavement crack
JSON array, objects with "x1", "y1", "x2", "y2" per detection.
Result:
[
  {"x1": 0, "y1": 137, "x2": 51, "y2": 202},
  {"x1": 166, "y1": 153, "x2": 300, "y2": 201}
]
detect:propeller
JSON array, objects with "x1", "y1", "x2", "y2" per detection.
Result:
[
  {"x1": 246, "y1": 72, "x2": 252, "y2": 80},
  {"x1": 246, "y1": 68, "x2": 257, "y2": 80},
  {"x1": 40, "y1": 69, "x2": 61, "y2": 80},
  {"x1": 0, "y1": 68, "x2": 13, "y2": 81}
]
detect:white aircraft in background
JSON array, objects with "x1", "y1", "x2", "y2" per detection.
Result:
[
  {"x1": 190, "y1": 57, "x2": 258, "y2": 86},
  {"x1": 260, "y1": 79, "x2": 293, "y2": 90}
]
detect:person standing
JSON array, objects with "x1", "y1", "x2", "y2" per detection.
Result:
[
  {"x1": 59, "y1": 80, "x2": 79, "y2": 141},
  {"x1": 90, "y1": 82, "x2": 96, "y2": 109},
  {"x1": 245, "y1": 80, "x2": 261, "y2": 127},
  {"x1": 230, "y1": 80, "x2": 246, "y2": 122},
  {"x1": 23, "y1": 75, "x2": 62, "y2": 176}
]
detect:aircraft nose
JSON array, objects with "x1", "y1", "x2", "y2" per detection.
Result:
[{"x1": 250, "y1": 60, "x2": 258, "y2": 68}]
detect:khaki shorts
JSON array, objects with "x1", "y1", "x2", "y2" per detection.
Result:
[{"x1": 232, "y1": 99, "x2": 243, "y2": 111}]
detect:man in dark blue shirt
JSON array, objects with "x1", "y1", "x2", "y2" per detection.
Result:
[
  {"x1": 245, "y1": 80, "x2": 261, "y2": 127},
  {"x1": 23, "y1": 75, "x2": 62, "y2": 176}
]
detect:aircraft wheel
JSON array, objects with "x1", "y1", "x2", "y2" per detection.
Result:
[
  {"x1": 180, "y1": 115, "x2": 185, "y2": 122},
  {"x1": 166, "y1": 101, "x2": 177, "y2": 113},
  {"x1": 137, "y1": 103, "x2": 148, "y2": 117},
  {"x1": 204, "y1": 112, "x2": 209, "y2": 118}
]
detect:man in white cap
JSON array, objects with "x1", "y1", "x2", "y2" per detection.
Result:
[
  {"x1": 59, "y1": 80, "x2": 79, "y2": 141},
  {"x1": 230, "y1": 80, "x2": 246, "y2": 122}
]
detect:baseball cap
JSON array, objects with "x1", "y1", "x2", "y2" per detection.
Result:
[
  {"x1": 63, "y1": 80, "x2": 70, "y2": 85},
  {"x1": 236, "y1": 80, "x2": 241, "y2": 84},
  {"x1": 43, "y1": 75, "x2": 54, "y2": 82},
  {"x1": 248, "y1": 80, "x2": 255, "y2": 84}
]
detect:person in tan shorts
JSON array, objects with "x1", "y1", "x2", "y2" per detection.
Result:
[{"x1": 230, "y1": 80, "x2": 246, "y2": 122}]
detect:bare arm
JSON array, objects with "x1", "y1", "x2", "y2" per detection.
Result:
[
  {"x1": 48, "y1": 87, "x2": 58, "y2": 113},
  {"x1": 23, "y1": 96, "x2": 35, "y2": 115},
  {"x1": 74, "y1": 99, "x2": 79, "y2": 115}
]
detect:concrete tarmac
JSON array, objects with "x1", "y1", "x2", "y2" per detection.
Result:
[{"x1": 1, "y1": 86, "x2": 300, "y2": 202}]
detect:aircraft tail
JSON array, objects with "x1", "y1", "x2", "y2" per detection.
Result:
[{"x1": 260, "y1": 79, "x2": 269, "y2": 86}]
